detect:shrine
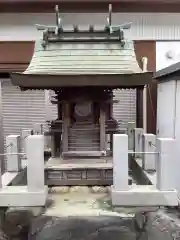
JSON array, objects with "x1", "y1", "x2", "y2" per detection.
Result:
[{"x1": 10, "y1": 5, "x2": 152, "y2": 185}]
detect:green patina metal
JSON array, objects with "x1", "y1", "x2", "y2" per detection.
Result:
[{"x1": 10, "y1": 4, "x2": 152, "y2": 89}]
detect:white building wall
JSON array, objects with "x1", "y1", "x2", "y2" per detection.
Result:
[
  {"x1": 1, "y1": 13, "x2": 180, "y2": 41},
  {"x1": 156, "y1": 41, "x2": 180, "y2": 71},
  {"x1": 156, "y1": 79, "x2": 180, "y2": 197},
  {"x1": 156, "y1": 41, "x2": 180, "y2": 138},
  {"x1": 156, "y1": 81, "x2": 176, "y2": 138}
]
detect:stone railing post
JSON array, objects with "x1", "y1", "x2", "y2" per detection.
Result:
[
  {"x1": 21, "y1": 129, "x2": 32, "y2": 155},
  {"x1": 6, "y1": 135, "x2": 21, "y2": 172},
  {"x1": 127, "y1": 122, "x2": 136, "y2": 151},
  {"x1": 156, "y1": 138, "x2": 176, "y2": 191},
  {"x1": 142, "y1": 133, "x2": 156, "y2": 171},
  {"x1": 26, "y1": 135, "x2": 45, "y2": 191},
  {"x1": 33, "y1": 123, "x2": 43, "y2": 135},
  {"x1": 113, "y1": 134, "x2": 129, "y2": 191},
  {"x1": 134, "y1": 128, "x2": 144, "y2": 159}
]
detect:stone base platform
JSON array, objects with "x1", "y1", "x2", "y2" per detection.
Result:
[
  {"x1": 45, "y1": 157, "x2": 133, "y2": 186},
  {"x1": 111, "y1": 185, "x2": 178, "y2": 207},
  {"x1": 0, "y1": 186, "x2": 48, "y2": 207}
]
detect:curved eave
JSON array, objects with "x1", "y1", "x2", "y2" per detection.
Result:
[{"x1": 10, "y1": 72, "x2": 153, "y2": 89}]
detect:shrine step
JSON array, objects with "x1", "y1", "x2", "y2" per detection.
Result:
[
  {"x1": 45, "y1": 168, "x2": 133, "y2": 186},
  {"x1": 68, "y1": 122, "x2": 100, "y2": 152},
  {"x1": 62, "y1": 151, "x2": 105, "y2": 158},
  {"x1": 68, "y1": 140, "x2": 100, "y2": 144}
]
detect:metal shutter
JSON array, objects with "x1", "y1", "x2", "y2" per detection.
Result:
[
  {"x1": 113, "y1": 89, "x2": 136, "y2": 129},
  {"x1": 2, "y1": 79, "x2": 46, "y2": 137},
  {"x1": 45, "y1": 90, "x2": 57, "y2": 121}
]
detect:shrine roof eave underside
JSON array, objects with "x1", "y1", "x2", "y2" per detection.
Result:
[{"x1": 10, "y1": 71, "x2": 152, "y2": 90}]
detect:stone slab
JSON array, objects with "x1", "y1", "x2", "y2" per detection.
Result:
[
  {"x1": 62, "y1": 151, "x2": 104, "y2": 157},
  {"x1": 111, "y1": 185, "x2": 178, "y2": 207},
  {"x1": 2, "y1": 164, "x2": 27, "y2": 186},
  {"x1": 0, "y1": 186, "x2": 48, "y2": 207}
]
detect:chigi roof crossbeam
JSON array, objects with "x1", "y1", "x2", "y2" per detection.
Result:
[
  {"x1": 36, "y1": 4, "x2": 132, "y2": 47},
  {"x1": 10, "y1": 4, "x2": 153, "y2": 89}
]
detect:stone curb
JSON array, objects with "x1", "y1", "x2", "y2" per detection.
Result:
[{"x1": 48, "y1": 186, "x2": 111, "y2": 194}]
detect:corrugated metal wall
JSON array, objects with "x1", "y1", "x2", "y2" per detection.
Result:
[
  {"x1": 2, "y1": 79, "x2": 46, "y2": 137},
  {"x1": 46, "y1": 90, "x2": 58, "y2": 121},
  {"x1": 1, "y1": 80, "x2": 136, "y2": 139},
  {"x1": 1, "y1": 13, "x2": 180, "y2": 41},
  {"x1": 113, "y1": 89, "x2": 136, "y2": 128}
]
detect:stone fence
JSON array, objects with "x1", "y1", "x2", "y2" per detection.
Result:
[
  {"x1": 127, "y1": 122, "x2": 156, "y2": 171},
  {"x1": 0, "y1": 132, "x2": 48, "y2": 207}
]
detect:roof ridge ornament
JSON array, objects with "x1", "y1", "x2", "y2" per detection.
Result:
[
  {"x1": 106, "y1": 4, "x2": 132, "y2": 46},
  {"x1": 55, "y1": 5, "x2": 62, "y2": 35},
  {"x1": 37, "y1": 4, "x2": 132, "y2": 48},
  {"x1": 107, "y1": 3, "x2": 112, "y2": 27}
]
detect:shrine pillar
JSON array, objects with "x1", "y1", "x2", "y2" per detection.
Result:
[
  {"x1": 62, "y1": 101, "x2": 70, "y2": 153},
  {"x1": 100, "y1": 102, "x2": 106, "y2": 153}
]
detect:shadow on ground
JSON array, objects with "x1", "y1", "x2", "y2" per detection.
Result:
[{"x1": 30, "y1": 215, "x2": 136, "y2": 240}]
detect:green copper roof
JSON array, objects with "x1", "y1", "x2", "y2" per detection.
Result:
[
  {"x1": 24, "y1": 40, "x2": 142, "y2": 75},
  {"x1": 10, "y1": 5, "x2": 153, "y2": 89}
]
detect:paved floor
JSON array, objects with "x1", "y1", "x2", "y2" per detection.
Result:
[{"x1": 27, "y1": 189, "x2": 180, "y2": 240}]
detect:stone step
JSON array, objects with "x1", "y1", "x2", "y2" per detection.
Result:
[
  {"x1": 62, "y1": 151, "x2": 104, "y2": 158},
  {"x1": 68, "y1": 141, "x2": 100, "y2": 144},
  {"x1": 68, "y1": 146, "x2": 100, "y2": 152}
]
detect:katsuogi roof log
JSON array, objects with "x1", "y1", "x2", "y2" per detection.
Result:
[{"x1": 10, "y1": 4, "x2": 152, "y2": 90}]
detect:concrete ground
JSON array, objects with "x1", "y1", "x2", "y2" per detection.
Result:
[
  {"x1": 2, "y1": 187, "x2": 180, "y2": 240},
  {"x1": 29, "y1": 187, "x2": 180, "y2": 240}
]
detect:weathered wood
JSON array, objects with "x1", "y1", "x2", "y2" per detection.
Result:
[
  {"x1": 45, "y1": 168, "x2": 132, "y2": 186},
  {"x1": 110, "y1": 133, "x2": 113, "y2": 154},
  {"x1": 51, "y1": 133, "x2": 56, "y2": 158},
  {"x1": 62, "y1": 151, "x2": 103, "y2": 157},
  {"x1": 100, "y1": 103, "x2": 106, "y2": 152},
  {"x1": 62, "y1": 102, "x2": 69, "y2": 153}
]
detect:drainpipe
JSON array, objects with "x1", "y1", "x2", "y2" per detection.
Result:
[
  {"x1": 45, "y1": 90, "x2": 51, "y2": 121},
  {"x1": 142, "y1": 57, "x2": 148, "y2": 133}
]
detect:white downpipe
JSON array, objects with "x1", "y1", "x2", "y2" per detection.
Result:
[
  {"x1": 142, "y1": 57, "x2": 148, "y2": 133},
  {"x1": 44, "y1": 90, "x2": 51, "y2": 121}
]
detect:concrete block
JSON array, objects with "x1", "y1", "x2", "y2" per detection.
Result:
[
  {"x1": 134, "y1": 128, "x2": 144, "y2": 159},
  {"x1": 6, "y1": 135, "x2": 21, "y2": 172},
  {"x1": 27, "y1": 135, "x2": 45, "y2": 191},
  {"x1": 142, "y1": 133, "x2": 156, "y2": 171},
  {"x1": 0, "y1": 186, "x2": 48, "y2": 207},
  {"x1": 111, "y1": 185, "x2": 178, "y2": 207},
  {"x1": 156, "y1": 138, "x2": 177, "y2": 191},
  {"x1": 7, "y1": 206, "x2": 44, "y2": 218},
  {"x1": 113, "y1": 134, "x2": 129, "y2": 191},
  {"x1": 5, "y1": 208, "x2": 33, "y2": 238}
]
